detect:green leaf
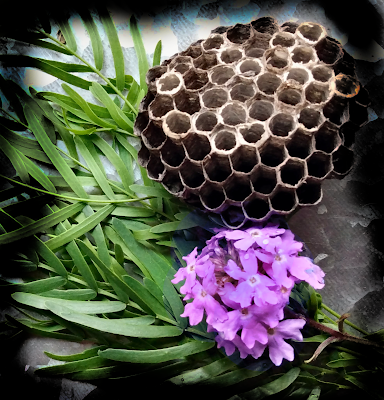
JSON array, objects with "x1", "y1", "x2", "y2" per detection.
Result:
[
  {"x1": 129, "y1": 15, "x2": 149, "y2": 92},
  {"x1": 0, "y1": 56, "x2": 97, "y2": 90},
  {"x1": 36, "y1": 355, "x2": 115, "y2": 376},
  {"x1": 114, "y1": 243, "x2": 125, "y2": 266},
  {"x1": 92, "y1": 135, "x2": 134, "y2": 194},
  {"x1": 24, "y1": 105, "x2": 89, "y2": 198},
  {"x1": 46, "y1": 302, "x2": 181, "y2": 338},
  {"x1": 326, "y1": 358, "x2": 360, "y2": 368},
  {"x1": 58, "y1": 20, "x2": 77, "y2": 52},
  {"x1": 0, "y1": 202, "x2": 83, "y2": 245},
  {"x1": 90, "y1": 82, "x2": 134, "y2": 131},
  {"x1": 99, "y1": 340, "x2": 214, "y2": 363},
  {"x1": 65, "y1": 240, "x2": 99, "y2": 293},
  {"x1": 62, "y1": 84, "x2": 116, "y2": 129},
  {"x1": 307, "y1": 387, "x2": 321, "y2": 400},
  {"x1": 202, "y1": 367, "x2": 267, "y2": 388},
  {"x1": 32, "y1": 237, "x2": 68, "y2": 277},
  {"x1": 5, "y1": 314, "x2": 82, "y2": 342},
  {"x1": 45, "y1": 345, "x2": 108, "y2": 362},
  {"x1": 241, "y1": 367, "x2": 301, "y2": 399},
  {"x1": 122, "y1": 274, "x2": 172, "y2": 320},
  {"x1": 129, "y1": 184, "x2": 173, "y2": 199},
  {"x1": 19, "y1": 154, "x2": 57, "y2": 193},
  {"x1": 14, "y1": 276, "x2": 66, "y2": 294},
  {"x1": 12, "y1": 292, "x2": 126, "y2": 314},
  {"x1": 0, "y1": 30, "x2": 72, "y2": 54},
  {"x1": 150, "y1": 220, "x2": 197, "y2": 234},
  {"x1": 153, "y1": 40, "x2": 162, "y2": 66},
  {"x1": 170, "y1": 357, "x2": 235, "y2": 385},
  {"x1": 108, "y1": 206, "x2": 155, "y2": 218},
  {"x1": 79, "y1": 9, "x2": 103, "y2": 70},
  {"x1": 74, "y1": 136, "x2": 116, "y2": 200},
  {"x1": 98, "y1": 7, "x2": 125, "y2": 91},
  {"x1": 112, "y1": 218, "x2": 172, "y2": 285},
  {"x1": 0, "y1": 135, "x2": 29, "y2": 183},
  {"x1": 45, "y1": 204, "x2": 115, "y2": 251},
  {"x1": 39, "y1": 289, "x2": 97, "y2": 300},
  {"x1": 0, "y1": 74, "x2": 27, "y2": 124},
  {"x1": 162, "y1": 272, "x2": 187, "y2": 329}
]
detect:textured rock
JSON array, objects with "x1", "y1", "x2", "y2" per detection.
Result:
[{"x1": 134, "y1": 17, "x2": 369, "y2": 228}]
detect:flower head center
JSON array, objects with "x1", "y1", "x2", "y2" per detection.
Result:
[
  {"x1": 275, "y1": 254, "x2": 282, "y2": 261},
  {"x1": 187, "y1": 264, "x2": 195, "y2": 273},
  {"x1": 251, "y1": 229, "x2": 261, "y2": 237},
  {"x1": 248, "y1": 275, "x2": 260, "y2": 286},
  {"x1": 267, "y1": 328, "x2": 275, "y2": 335},
  {"x1": 280, "y1": 286, "x2": 288, "y2": 294},
  {"x1": 241, "y1": 308, "x2": 248, "y2": 315},
  {"x1": 200, "y1": 289, "x2": 207, "y2": 297}
]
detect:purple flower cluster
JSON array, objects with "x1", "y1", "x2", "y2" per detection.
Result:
[{"x1": 172, "y1": 223, "x2": 325, "y2": 366}]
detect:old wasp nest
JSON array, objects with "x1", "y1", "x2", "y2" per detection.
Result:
[{"x1": 134, "y1": 17, "x2": 370, "y2": 228}]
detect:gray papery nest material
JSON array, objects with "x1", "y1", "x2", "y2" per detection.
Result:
[{"x1": 134, "y1": 17, "x2": 370, "y2": 228}]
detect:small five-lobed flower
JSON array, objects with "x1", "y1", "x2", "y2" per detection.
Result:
[{"x1": 172, "y1": 222, "x2": 324, "y2": 366}]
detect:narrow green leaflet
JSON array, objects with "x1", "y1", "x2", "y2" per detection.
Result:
[
  {"x1": 0, "y1": 202, "x2": 84, "y2": 245},
  {"x1": 153, "y1": 40, "x2": 162, "y2": 66},
  {"x1": 0, "y1": 56, "x2": 97, "y2": 90},
  {"x1": 18, "y1": 153, "x2": 57, "y2": 193},
  {"x1": 74, "y1": 136, "x2": 116, "y2": 200},
  {"x1": 46, "y1": 302, "x2": 181, "y2": 338},
  {"x1": 12, "y1": 292, "x2": 127, "y2": 314},
  {"x1": 121, "y1": 274, "x2": 172, "y2": 321},
  {"x1": 0, "y1": 135, "x2": 29, "y2": 183},
  {"x1": 90, "y1": 82, "x2": 133, "y2": 131},
  {"x1": 24, "y1": 104, "x2": 89, "y2": 198},
  {"x1": 45, "y1": 204, "x2": 115, "y2": 251},
  {"x1": 32, "y1": 237, "x2": 68, "y2": 277},
  {"x1": 307, "y1": 387, "x2": 321, "y2": 400},
  {"x1": 58, "y1": 20, "x2": 77, "y2": 52},
  {"x1": 241, "y1": 368, "x2": 301, "y2": 399},
  {"x1": 112, "y1": 218, "x2": 172, "y2": 285},
  {"x1": 99, "y1": 340, "x2": 214, "y2": 363},
  {"x1": 5, "y1": 314, "x2": 83, "y2": 342},
  {"x1": 129, "y1": 184, "x2": 173, "y2": 199},
  {"x1": 98, "y1": 7, "x2": 125, "y2": 92},
  {"x1": 36, "y1": 356, "x2": 115, "y2": 376},
  {"x1": 62, "y1": 84, "x2": 116, "y2": 129},
  {"x1": 65, "y1": 240, "x2": 99, "y2": 293},
  {"x1": 162, "y1": 271, "x2": 188, "y2": 329},
  {"x1": 201, "y1": 367, "x2": 267, "y2": 388},
  {"x1": 92, "y1": 223, "x2": 111, "y2": 268},
  {"x1": 0, "y1": 74, "x2": 27, "y2": 124},
  {"x1": 39, "y1": 289, "x2": 97, "y2": 300},
  {"x1": 13, "y1": 276, "x2": 66, "y2": 294},
  {"x1": 78, "y1": 9, "x2": 103, "y2": 70},
  {"x1": 45, "y1": 345, "x2": 108, "y2": 362},
  {"x1": 92, "y1": 135, "x2": 134, "y2": 193},
  {"x1": 170, "y1": 357, "x2": 235, "y2": 385},
  {"x1": 129, "y1": 15, "x2": 149, "y2": 92}
]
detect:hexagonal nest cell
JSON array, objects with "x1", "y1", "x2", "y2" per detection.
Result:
[{"x1": 134, "y1": 17, "x2": 369, "y2": 228}]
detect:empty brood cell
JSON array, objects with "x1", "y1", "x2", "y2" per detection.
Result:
[
  {"x1": 203, "y1": 153, "x2": 232, "y2": 182},
  {"x1": 259, "y1": 139, "x2": 287, "y2": 167},
  {"x1": 182, "y1": 133, "x2": 211, "y2": 161},
  {"x1": 279, "y1": 159, "x2": 307, "y2": 186},
  {"x1": 251, "y1": 167, "x2": 277, "y2": 195},
  {"x1": 239, "y1": 123, "x2": 265, "y2": 144},
  {"x1": 230, "y1": 145, "x2": 259, "y2": 173}
]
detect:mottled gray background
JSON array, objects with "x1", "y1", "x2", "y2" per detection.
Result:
[{"x1": 1, "y1": 0, "x2": 384, "y2": 398}]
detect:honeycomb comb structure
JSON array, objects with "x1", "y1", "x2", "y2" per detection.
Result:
[{"x1": 134, "y1": 17, "x2": 370, "y2": 228}]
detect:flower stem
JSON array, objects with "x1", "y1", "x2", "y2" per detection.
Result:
[{"x1": 321, "y1": 303, "x2": 369, "y2": 336}]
